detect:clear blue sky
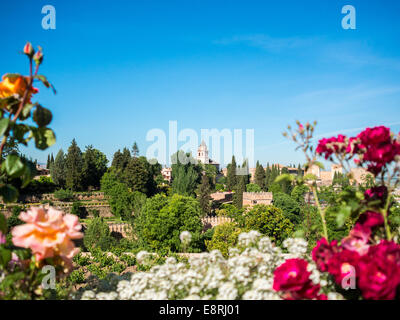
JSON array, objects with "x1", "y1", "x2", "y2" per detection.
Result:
[{"x1": 2, "y1": 0, "x2": 400, "y2": 167}]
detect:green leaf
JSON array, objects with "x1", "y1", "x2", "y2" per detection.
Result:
[
  {"x1": 0, "y1": 212, "x2": 6, "y2": 234},
  {"x1": 13, "y1": 124, "x2": 31, "y2": 145},
  {"x1": 0, "y1": 118, "x2": 9, "y2": 137},
  {"x1": 33, "y1": 105, "x2": 52, "y2": 127},
  {"x1": 21, "y1": 103, "x2": 35, "y2": 119},
  {"x1": 20, "y1": 164, "x2": 34, "y2": 188},
  {"x1": 35, "y1": 75, "x2": 57, "y2": 94},
  {"x1": 337, "y1": 206, "x2": 351, "y2": 228},
  {"x1": 0, "y1": 247, "x2": 12, "y2": 267},
  {"x1": 0, "y1": 184, "x2": 18, "y2": 203},
  {"x1": 3, "y1": 154, "x2": 25, "y2": 178},
  {"x1": 304, "y1": 173, "x2": 318, "y2": 181},
  {"x1": 32, "y1": 127, "x2": 56, "y2": 150}
]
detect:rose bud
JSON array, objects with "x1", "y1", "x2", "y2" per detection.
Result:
[
  {"x1": 33, "y1": 47, "x2": 44, "y2": 65},
  {"x1": 23, "y1": 42, "x2": 34, "y2": 57}
]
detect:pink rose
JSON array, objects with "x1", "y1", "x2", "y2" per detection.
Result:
[
  {"x1": 273, "y1": 259, "x2": 311, "y2": 292},
  {"x1": 273, "y1": 259, "x2": 326, "y2": 300},
  {"x1": 358, "y1": 242, "x2": 400, "y2": 300},
  {"x1": 341, "y1": 224, "x2": 371, "y2": 256},
  {"x1": 11, "y1": 207, "x2": 83, "y2": 264},
  {"x1": 327, "y1": 249, "x2": 360, "y2": 285},
  {"x1": 356, "y1": 211, "x2": 384, "y2": 229}
]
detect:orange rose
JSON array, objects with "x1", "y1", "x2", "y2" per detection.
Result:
[{"x1": 0, "y1": 74, "x2": 38, "y2": 101}]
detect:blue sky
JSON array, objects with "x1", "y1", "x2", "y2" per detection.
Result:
[{"x1": 2, "y1": 0, "x2": 400, "y2": 168}]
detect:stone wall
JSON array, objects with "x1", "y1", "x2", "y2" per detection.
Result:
[
  {"x1": 1, "y1": 203, "x2": 114, "y2": 218},
  {"x1": 242, "y1": 192, "x2": 273, "y2": 207},
  {"x1": 210, "y1": 192, "x2": 233, "y2": 203},
  {"x1": 201, "y1": 216, "x2": 232, "y2": 231}
]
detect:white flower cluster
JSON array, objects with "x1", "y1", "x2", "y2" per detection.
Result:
[
  {"x1": 78, "y1": 231, "x2": 338, "y2": 300},
  {"x1": 179, "y1": 231, "x2": 192, "y2": 245}
]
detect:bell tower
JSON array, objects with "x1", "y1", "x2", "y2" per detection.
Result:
[{"x1": 197, "y1": 140, "x2": 209, "y2": 164}]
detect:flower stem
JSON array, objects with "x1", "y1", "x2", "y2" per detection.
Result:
[
  {"x1": 312, "y1": 184, "x2": 328, "y2": 240},
  {"x1": 382, "y1": 191, "x2": 392, "y2": 241}
]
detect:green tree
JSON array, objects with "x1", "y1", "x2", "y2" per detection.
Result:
[
  {"x1": 132, "y1": 142, "x2": 139, "y2": 158},
  {"x1": 291, "y1": 184, "x2": 309, "y2": 205},
  {"x1": 50, "y1": 149, "x2": 66, "y2": 188},
  {"x1": 205, "y1": 223, "x2": 242, "y2": 257},
  {"x1": 279, "y1": 167, "x2": 293, "y2": 194},
  {"x1": 226, "y1": 156, "x2": 237, "y2": 191},
  {"x1": 46, "y1": 154, "x2": 51, "y2": 170},
  {"x1": 237, "y1": 204, "x2": 294, "y2": 245},
  {"x1": 108, "y1": 182, "x2": 134, "y2": 221},
  {"x1": 123, "y1": 156, "x2": 149, "y2": 194},
  {"x1": 233, "y1": 175, "x2": 245, "y2": 209},
  {"x1": 203, "y1": 164, "x2": 218, "y2": 190},
  {"x1": 84, "y1": 217, "x2": 116, "y2": 251},
  {"x1": 273, "y1": 192, "x2": 302, "y2": 225},
  {"x1": 65, "y1": 139, "x2": 83, "y2": 191},
  {"x1": 246, "y1": 183, "x2": 262, "y2": 193},
  {"x1": 135, "y1": 194, "x2": 203, "y2": 252},
  {"x1": 197, "y1": 174, "x2": 211, "y2": 216},
  {"x1": 100, "y1": 168, "x2": 119, "y2": 194},
  {"x1": 171, "y1": 151, "x2": 201, "y2": 197},
  {"x1": 111, "y1": 147, "x2": 131, "y2": 178},
  {"x1": 254, "y1": 161, "x2": 266, "y2": 190},
  {"x1": 82, "y1": 145, "x2": 108, "y2": 190},
  {"x1": 265, "y1": 163, "x2": 271, "y2": 190}
]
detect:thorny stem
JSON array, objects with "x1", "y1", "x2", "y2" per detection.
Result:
[{"x1": 0, "y1": 58, "x2": 37, "y2": 160}]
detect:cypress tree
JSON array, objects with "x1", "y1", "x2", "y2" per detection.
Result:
[
  {"x1": 265, "y1": 162, "x2": 271, "y2": 190},
  {"x1": 233, "y1": 175, "x2": 245, "y2": 209},
  {"x1": 226, "y1": 156, "x2": 237, "y2": 191},
  {"x1": 132, "y1": 142, "x2": 139, "y2": 158},
  {"x1": 197, "y1": 173, "x2": 211, "y2": 216},
  {"x1": 297, "y1": 163, "x2": 303, "y2": 176},
  {"x1": 51, "y1": 149, "x2": 66, "y2": 188},
  {"x1": 65, "y1": 139, "x2": 83, "y2": 191},
  {"x1": 254, "y1": 161, "x2": 266, "y2": 190}
]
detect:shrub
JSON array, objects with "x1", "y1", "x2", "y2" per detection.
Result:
[
  {"x1": 135, "y1": 194, "x2": 203, "y2": 252},
  {"x1": 54, "y1": 189, "x2": 74, "y2": 202},
  {"x1": 236, "y1": 204, "x2": 294, "y2": 246},
  {"x1": 83, "y1": 217, "x2": 116, "y2": 251},
  {"x1": 107, "y1": 182, "x2": 134, "y2": 221},
  {"x1": 68, "y1": 269, "x2": 85, "y2": 284},
  {"x1": 246, "y1": 183, "x2": 262, "y2": 193},
  {"x1": 272, "y1": 192, "x2": 301, "y2": 225},
  {"x1": 71, "y1": 201, "x2": 87, "y2": 218},
  {"x1": 205, "y1": 223, "x2": 241, "y2": 257},
  {"x1": 73, "y1": 253, "x2": 91, "y2": 267},
  {"x1": 90, "y1": 209, "x2": 100, "y2": 218},
  {"x1": 7, "y1": 206, "x2": 24, "y2": 229}
]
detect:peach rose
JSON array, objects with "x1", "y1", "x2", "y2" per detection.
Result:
[
  {"x1": 0, "y1": 74, "x2": 38, "y2": 101},
  {"x1": 11, "y1": 207, "x2": 83, "y2": 263}
]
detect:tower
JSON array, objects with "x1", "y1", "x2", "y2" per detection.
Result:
[{"x1": 197, "y1": 140, "x2": 209, "y2": 164}]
